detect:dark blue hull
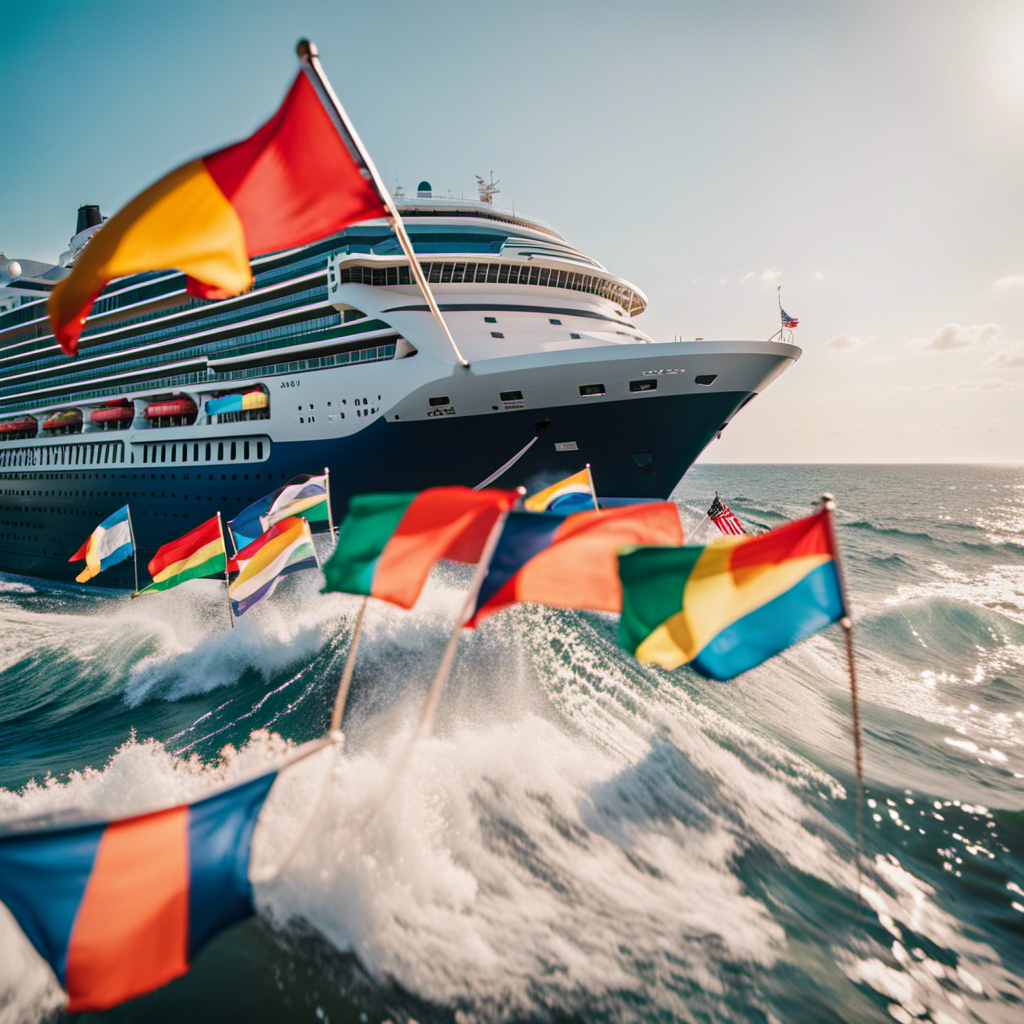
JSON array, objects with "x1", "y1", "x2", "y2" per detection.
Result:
[{"x1": 0, "y1": 390, "x2": 748, "y2": 586}]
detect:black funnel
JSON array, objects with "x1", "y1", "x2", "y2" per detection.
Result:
[{"x1": 76, "y1": 205, "x2": 102, "y2": 234}]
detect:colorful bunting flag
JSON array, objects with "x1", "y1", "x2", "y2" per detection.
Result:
[
  {"x1": 617, "y1": 510, "x2": 843, "y2": 679},
  {"x1": 468, "y1": 503, "x2": 684, "y2": 625},
  {"x1": 228, "y1": 517, "x2": 318, "y2": 615},
  {"x1": 321, "y1": 487, "x2": 520, "y2": 608},
  {"x1": 140, "y1": 516, "x2": 226, "y2": 594},
  {"x1": 68, "y1": 505, "x2": 133, "y2": 583},
  {"x1": 0, "y1": 771, "x2": 278, "y2": 1012},
  {"x1": 48, "y1": 70, "x2": 387, "y2": 355}
]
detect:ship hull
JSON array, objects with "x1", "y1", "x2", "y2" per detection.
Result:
[{"x1": 0, "y1": 389, "x2": 749, "y2": 587}]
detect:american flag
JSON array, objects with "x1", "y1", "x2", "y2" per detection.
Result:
[
  {"x1": 707, "y1": 494, "x2": 746, "y2": 536},
  {"x1": 781, "y1": 308, "x2": 799, "y2": 329}
]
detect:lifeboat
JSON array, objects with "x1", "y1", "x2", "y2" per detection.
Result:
[
  {"x1": 0, "y1": 417, "x2": 37, "y2": 438},
  {"x1": 144, "y1": 398, "x2": 198, "y2": 420},
  {"x1": 43, "y1": 410, "x2": 83, "y2": 432},
  {"x1": 90, "y1": 402, "x2": 134, "y2": 425}
]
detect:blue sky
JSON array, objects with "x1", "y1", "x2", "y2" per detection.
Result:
[{"x1": 3, "y1": 0, "x2": 1022, "y2": 462}]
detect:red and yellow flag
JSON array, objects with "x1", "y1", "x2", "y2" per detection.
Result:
[{"x1": 49, "y1": 71, "x2": 387, "y2": 355}]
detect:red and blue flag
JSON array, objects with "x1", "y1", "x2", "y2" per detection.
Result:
[
  {"x1": 468, "y1": 503, "x2": 683, "y2": 625},
  {"x1": 0, "y1": 771, "x2": 277, "y2": 1012}
]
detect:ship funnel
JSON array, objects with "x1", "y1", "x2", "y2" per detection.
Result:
[
  {"x1": 76, "y1": 205, "x2": 103, "y2": 234},
  {"x1": 416, "y1": 180, "x2": 432, "y2": 198}
]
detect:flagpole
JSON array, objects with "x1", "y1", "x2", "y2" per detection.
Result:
[
  {"x1": 218, "y1": 511, "x2": 235, "y2": 630},
  {"x1": 330, "y1": 595, "x2": 368, "y2": 734},
  {"x1": 361, "y1": 492, "x2": 522, "y2": 825},
  {"x1": 323, "y1": 465, "x2": 336, "y2": 537},
  {"x1": 296, "y1": 39, "x2": 470, "y2": 369},
  {"x1": 125, "y1": 504, "x2": 139, "y2": 594},
  {"x1": 413, "y1": 499, "x2": 514, "y2": 736},
  {"x1": 821, "y1": 493, "x2": 864, "y2": 899},
  {"x1": 585, "y1": 463, "x2": 600, "y2": 511}
]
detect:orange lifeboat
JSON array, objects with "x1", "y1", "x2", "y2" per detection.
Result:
[
  {"x1": 0, "y1": 417, "x2": 37, "y2": 437},
  {"x1": 91, "y1": 402, "x2": 134, "y2": 425},
  {"x1": 144, "y1": 398, "x2": 198, "y2": 420}
]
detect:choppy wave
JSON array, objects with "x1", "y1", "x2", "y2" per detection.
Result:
[{"x1": 2, "y1": 465, "x2": 1024, "y2": 1023}]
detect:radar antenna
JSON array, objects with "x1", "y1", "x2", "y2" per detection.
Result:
[{"x1": 476, "y1": 172, "x2": 500, "y2": 205}]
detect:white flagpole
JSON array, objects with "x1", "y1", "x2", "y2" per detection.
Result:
[
  {"x1": 329, "y1": 595, "x2": 369, "y2": 735},
  {"x1": 323, "y1": 465, "x2": 336, "y2": 537},
  {"x1": 820, "y1": 493, "x2": 865, "y2": 899},
  {"x1": 125, "y1": 504, "x2": 139, "y2": 594},
  {"x1": 218, "y1": 511, "x2": 235, "y2": 630},
  {"x1": 585, "y1": 462, "x2": 600, "y2": 511},
  {"x1": 296, "y1": 39, "x2": 470, "y2": 369}
]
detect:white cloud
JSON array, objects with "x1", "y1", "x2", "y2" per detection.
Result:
[
  {"x1": 986, "y1": 344, "x2": 1024, "y2": 369},
  {"x1": 994, "y1": 274, "x2": 1024, "y2": 289},
  {"x1": 910, "y1": 323, "x2": 1002, "y2": 351},
  {"x1": 956, "y1": 379, "x2": 1005, "y2": 390},
  {"x1": 827, "y1": 334, "x2": 863, "y2": 350},
  {"x1": 741, "y1": 268, "x2": 783, "y2": 283}
]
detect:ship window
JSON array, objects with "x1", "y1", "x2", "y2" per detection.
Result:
[
  {"x1": 257, "y1": 442, "x2": 263, "y2": 458},
  {"x1": 194, "y1": 444, "x2": 199, "y2": 462},
  {"x1": 161, "y1": 445, "x2": 166, "y2": 461},
  {"x1": 570, "y1": 333, "x2": 580, "y2": 339},
  {"x1": 218, "y1": 443, "x2": 224, "y2": 460},
  {"x1": 429, "y1": 396, "x2": 450, "y2": 407},
  {"x1": 484, "y1": 316, "x2": 497, "y2": 323},
  {"x1": 694, "y1": 374, "x2": 717, "y2": 386},
  {"x1": 244, "y1": 441, "x2": 250, "y2": 460},
  {"x1": 182, "y1": 444, "x2": 188, "y2": 462},
  {"x1": 549, "y1": 318, "x2": 561, "y2": 325},
  {"x1": 491, "y1": 332, "x2": 504, "y2": 338},
  {"x1": 538, "y1": 269, "x2": 551, "y2": 287},
  {"x1": 487, "y1": 265, "x2": 499, "y2": 282},
  {"x1": 206, "y1": 443, "x2": 211, "y2": 461},
  {"x1": 630, "y1": 379, "x2": 657, "y2": 392},
  {"x1": 579, "y1": 384, "x2": 605, "y2": 397},
  {"x1": 500, "y1": 390, "x2": 523, "y2": 402},
  {"x1": 231, "y1": 442, "x2": 237, "y2": 461}
]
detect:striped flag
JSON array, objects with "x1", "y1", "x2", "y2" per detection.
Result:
[
  {"x1": 781, "y1": 308, "x2": 799, "y2": 329},
  {"x1": 523, "y1": 468, "x2": 596, "y2": 513},
  {"x1": 707, "y1": 495, "x2": 746, "y2": 536},
  {"x1": 322, "y1": 488, "x2": 520, "y2": 608},
  {"x1": 48, "y1": 69, "x2": 387, "y2": 355},
  {"x1": 261, "y1": 474, "x2": 330, "y2": 531},
  {"x1": 69, "y1": 505, "x2": 133, "y2": 583},
  {"x1": 228, "y1": 517, "x2": 318, "y2": 616},
  {"x1": 617, "y1": 510, "x2": 843, "y2": 679},
  {"x1": 0, "y1": 770, "x2": 280, "y2": 1011},
  {"x1": 140, "y1": 516, "x2": 226, "y2": 594}
]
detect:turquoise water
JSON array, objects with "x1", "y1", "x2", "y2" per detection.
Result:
[{"x1": 1, "y1": 464, "x2": 1022, "y2": 1023}]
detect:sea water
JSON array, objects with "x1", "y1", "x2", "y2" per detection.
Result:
[{"x1": 0, "y1": 464, "x2": 1021, "y2": 1023}]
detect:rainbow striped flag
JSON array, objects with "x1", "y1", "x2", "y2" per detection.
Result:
[
  {"x1": 140, "y1": 516, "x2": 226, "y2": 594},
  {"x1": 228, "y1": 516, "x2": 318, "y2": 616},
  {"x1": 617, "y1": 510, "x2": 844, "y2": 679}
]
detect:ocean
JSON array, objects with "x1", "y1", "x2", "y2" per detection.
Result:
[{"x1": 1, "y1": 463, "x2": 1022, "y2": 1024}]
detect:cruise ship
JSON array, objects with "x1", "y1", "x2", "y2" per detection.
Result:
[{"x1": 0, "y1": 182, "x2": 800, "y2": 587}]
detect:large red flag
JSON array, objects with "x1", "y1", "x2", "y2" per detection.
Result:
[{"x1": 49, "y1": 71, "x2": 387, "y2": 355}]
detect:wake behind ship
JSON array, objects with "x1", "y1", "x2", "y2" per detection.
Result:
[{"x1": 0, "y1": 184, "x2": 799, "y2": 586}]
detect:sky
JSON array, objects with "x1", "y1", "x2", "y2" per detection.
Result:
[{"x1": 2, "y1": 0, "x2": 1022, "y2": 463}]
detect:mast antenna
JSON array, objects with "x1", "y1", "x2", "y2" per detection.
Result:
[{"x1": 476, "y1": 172, "x2": 500, "y2": 205}]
